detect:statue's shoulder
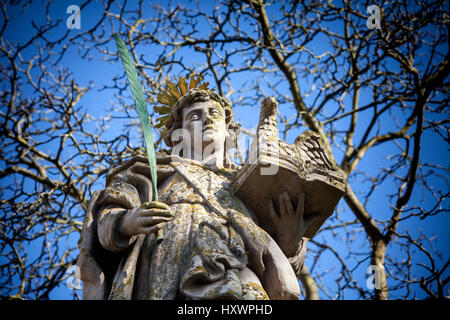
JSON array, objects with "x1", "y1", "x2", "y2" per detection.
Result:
[
  {"x1": 104, "y1": 149, "x2": 241, "y2": 187},
  {"x1": 104, "y1": 150, "x2": 176, "y2": 186}
]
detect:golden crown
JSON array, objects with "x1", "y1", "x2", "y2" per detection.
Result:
[{"x1": 154, "y1": 75, "x2": 215, "y2": 129}]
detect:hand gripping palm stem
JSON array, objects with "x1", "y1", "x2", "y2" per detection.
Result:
[{"x1": 114, "y1": 33, "x2": 163, "y2": 244}]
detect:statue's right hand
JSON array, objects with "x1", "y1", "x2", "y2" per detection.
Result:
[{"x1": 118, "y1": 201, "x2": 173, "y2": 237}]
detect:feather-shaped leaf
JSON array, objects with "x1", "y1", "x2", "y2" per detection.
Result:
[
  {"x1": 188, "y1": 75, "x2": 196, "y2": 91},
  {"x1": 199, "y1": 81, "x2": 210, "y2": 90},
  {"x1": 114, "y1": 33, "x2": 158, "y2": 201},
  {"x1": 160, "y1": 91, "x2": 179, "y2": 107},
  {"x1": 178, "y1": 75, "x2": 188, "y2": 96},
  {"x1": 189, "y1": 75, "x2": 201, "y2": 90},
  {"x1": 157, "y1": 93, "x2": 173, "y2": 106},
  {"x1": 154, "y1": 106, "x2": 171, "y2": 115},
  {"x1": 155, "y1": 115, "x2": 170, "y2": 128},
  {"x1": 168, "y1": 82, "x2": 181, "y2": 99}
]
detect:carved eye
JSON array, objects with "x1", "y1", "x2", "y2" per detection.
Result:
[
  {"x1": 189, "y1": 114, "x2": 200, "y2": 121},
  {"x1": 211, "y1": 110, "x2": 221, "y2": 117}
]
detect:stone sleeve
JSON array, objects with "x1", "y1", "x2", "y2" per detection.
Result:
[
  {"x1": 287, "y1": 238, "x2": 306, "y2": 278},
  {"x1": 97, "y1": 204, "x2": 136, "y2": 252}
]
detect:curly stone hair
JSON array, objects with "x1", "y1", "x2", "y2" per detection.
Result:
[{"x1": 164, "y1": 88, "x2": 240, "y2": 147}]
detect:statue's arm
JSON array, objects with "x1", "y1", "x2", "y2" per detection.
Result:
[
  {"x1": 97, "y1": 204, "x2": 136, "y2": 252},
  {"x1": 97, "y1": 202, "x2": 172, "y2": 252},
  {"x1": 287, "y1": 238, "x2": 306, "y2": 277}
]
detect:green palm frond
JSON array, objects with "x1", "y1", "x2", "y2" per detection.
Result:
[{"x1": 114, "y1": 33, "x2": 158, "y2": 201}]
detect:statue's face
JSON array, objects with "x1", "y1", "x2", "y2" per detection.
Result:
[{"x1": 181, "y1": 100, "x2": 229, "y2": 156}]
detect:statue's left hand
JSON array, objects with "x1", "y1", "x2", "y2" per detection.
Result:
[{"x1": 269, "y1": 191, "x2": 319, "y2": 257}]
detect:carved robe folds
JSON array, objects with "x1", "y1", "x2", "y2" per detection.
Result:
[{"x1": 77, "y1": 154, "x2": 305, "y2": 300}]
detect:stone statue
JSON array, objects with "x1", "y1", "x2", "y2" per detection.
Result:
[{"x1": 77, "y1": 78, "x2": 345, "y2": 300}]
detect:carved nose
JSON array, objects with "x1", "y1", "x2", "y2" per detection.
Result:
[{"x1": 204, "y1": 114, "x2": 213, "y2": 124}]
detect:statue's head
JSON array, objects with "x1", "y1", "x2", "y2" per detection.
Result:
[
  {"x1": 164, "y1": 89, "x2": 238, "y2": 147},
  {"x1": 156, "y1": 77, "x2": 240, "y2": 168}
]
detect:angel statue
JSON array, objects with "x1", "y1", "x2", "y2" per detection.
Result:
[{"x1": 77, "y1": 75, "x2": 345, "y2": 300}]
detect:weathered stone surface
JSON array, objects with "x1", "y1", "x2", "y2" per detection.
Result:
[
  {"x1": 78, "y1": 156, "x2": 301, "y2": 300},
  {"x1": 77, "y1": 91, "x2": 343, "y2": 300}
]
